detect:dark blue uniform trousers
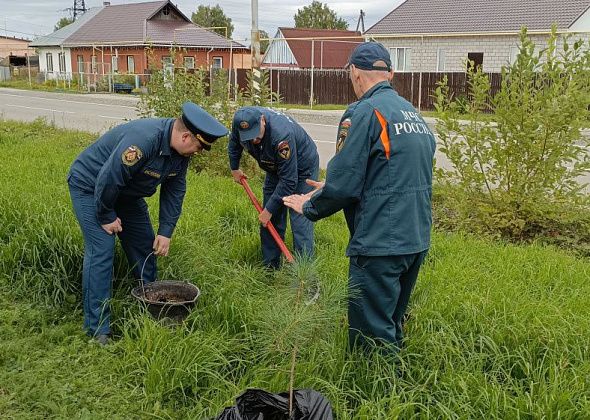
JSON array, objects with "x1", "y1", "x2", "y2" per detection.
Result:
[
  {"x1": 348, "y1": 251, "x2": 428, "y2": 352},
  {"x1": 69, "y1": 184, "x2": 156, "y2": 336},
  {"x1": 261, "y1": 167, "x2": 319, "y2": 268}
]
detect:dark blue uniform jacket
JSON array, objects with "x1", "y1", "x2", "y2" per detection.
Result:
[
  {"x1": 68, "y1": 118, "x2": 189, "y2": 238},
  {"x1": 303, "y1": 82, "x2": 436, "y2": 256},
  {"x1": 228, "y1": 107, "x2": 319, "y2": 214}
]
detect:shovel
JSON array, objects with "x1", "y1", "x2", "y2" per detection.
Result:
[
  {"x1": 239, "y1": 176, "x2": 295, "y2": 263},
  {"x1": 240, "y1": 177, "x2": 320, "y2": 306}
]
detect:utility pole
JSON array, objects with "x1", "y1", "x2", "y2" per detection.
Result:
[
  {"x1": 251, "y1": 0, "x2": 261, "y2": 68},
  {"x1": 251, "y1": 0, "x2": 262, "y2": 104},
  {"x1": 355, "y1": 10, "x2": 365, "y2": 33}
]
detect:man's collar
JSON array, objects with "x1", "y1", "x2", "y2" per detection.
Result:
[
  {"x1": 360, "y1": 80, "x2": 392, "y2": 100},
  {"x1": 160, "y1": 119, "x2": 174, "y2": 156}
]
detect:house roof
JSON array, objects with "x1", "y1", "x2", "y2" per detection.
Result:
[
  {"x1": 30, "y1": 8, "x2": 101, "y2": 47},
  {"x1": 278, "y1": 28, "x2": 362, "y2": 68},
  {"x1": 366, "y1": 0, "x2": 590, "y2": 35},
  {"x1": 32, "y1": 0, "x2": 246, "y2": 50},
  {"x1": 146, "y1": 21, "x2": 240, "y2": 48},
  {"x1": 64, "y1": 1, "x2": 167, "y2": 45},
  {"x1": 0, "y1": 35, "x2": 31, "y2": 42}
]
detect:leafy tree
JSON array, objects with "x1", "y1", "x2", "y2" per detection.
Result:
[
  {"x1": 294, "y1": 1, "x2": 348, "y2": 30},
  {"x1": 191, "y1": 4, "x2": 234, "y2": 38},
  {"x1": 434, "y1": 26, "x2": 590, "y2": 242},
  {"x1": 54, "y1": 17, "x2": 74, "y2": 31}
]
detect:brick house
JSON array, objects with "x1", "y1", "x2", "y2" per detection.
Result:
[
  {"x1": 31, "y1": 0, "x2": 249, "y2": 81},
  {"x1": 262, "y1": 28, "x2": 363, "y2": 69},
  {"x1": 0, "y1": 35, "x2": 36, "y2": 64},
  {"x1": 365, "y1": 0, "x2": 590, "y2": 73}
]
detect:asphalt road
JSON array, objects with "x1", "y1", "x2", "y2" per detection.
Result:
[
  {"x1": 0, "y1": 88, "x2": 586, "y2": 189},
  {"x1": 0, "y1": 88, "x2": 342, "y2": 168}
]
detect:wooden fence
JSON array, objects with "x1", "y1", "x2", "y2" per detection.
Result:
[{"x1": 234, "y1": 69, "x2": 503, "y2": 111}]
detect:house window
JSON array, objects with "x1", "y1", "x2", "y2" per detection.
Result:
[
  {"x1": 436, "y1": 48, "x2": 446, "y2": 72},
  {"x1": 127, "y1": 56, "x2": 135, "y2": 73},
  {"x1": 111, "y1": 55, "x2": 118, "y2": 73},
  {"x1": 77, "y1": 55, "x2": 84, "y2": 73},
  {"x1": 184, "y1": 56, "x2": 195, "y2": 69},
  {"x1": 46, "y1": 53, "x2": 53, "y2": 72},
  {"x1": 212, "y1": 56, "x2": 223, "y2": 69},
  {"x1": 509, "y1": 46, "x2": 519, "y2": 65},
  {"x1": 58, "y1": 53, "x2": 66, "y2": 73},
  {"x1": 389, "y1": 47, "x2": 411, "y2": 72},
  {"x1": 162, "y1": 56, "x2": 173, "y2": 66},
  {"x1": 91, "y1": 55, "x2": 97, "y2": 73},
  {"x1": 467, "y1": 52, "x2": 484, "y2": 71}
]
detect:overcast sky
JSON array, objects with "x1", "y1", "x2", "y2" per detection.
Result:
[{"x1": 1, "y1": 0, "x2": 404, "y2": 43}]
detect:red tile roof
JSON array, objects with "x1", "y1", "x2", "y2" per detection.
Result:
[{"x1": 279, "y1": 28, "x2": 363, "y2": 68}]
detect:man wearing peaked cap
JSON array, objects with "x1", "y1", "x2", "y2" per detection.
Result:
[
  {"x1": 284, "y1": 41, "x2": 436, "y2": 355},
  {"x1": 67, "y1": 101, "x2": 227, "y2": 345},
  {"x1": 229, "y1": 106, "x2": 319, "y2": 269}
]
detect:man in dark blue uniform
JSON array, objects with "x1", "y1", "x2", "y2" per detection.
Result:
[
  {"x1": 67, "y1": 102, "x2": 227, "y2": 344},
  {"x1": 228, "y1": 107, "x2": 319, "y2": 268},
  {"x1": 283, "y1": 42, "x2": 436, "y2": 353}
]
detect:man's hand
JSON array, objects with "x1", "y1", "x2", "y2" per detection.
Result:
[
  {"x1": 259, "y1": 208, "x2": 272, "y2": 227},
  {"x1": 302, "y1": 179, "x2": 325, "y2": 200},
  {"x1": 101, "y1": 218, "x2": 122, "y2": 235},
  {"x1": 282, "y1": 195, "x2": 309, "y2": 215},
  {"x1": 153, "y1": 235, "x2": 171, "y2": 256},
  {"x1": 231, "y1": 169, "x2": 247, "y2": 184}
]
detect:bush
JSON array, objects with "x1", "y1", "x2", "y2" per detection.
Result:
[{"x1": 434, "y1": 26, "x2": 590, "y2": 245}]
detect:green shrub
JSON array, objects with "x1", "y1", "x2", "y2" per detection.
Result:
[
  {"x1": 113, "y1": 73, "x2": 136, "y2": 85},
  {"x1": 434, "y1": 26, "x2": 590, "y2": 243}
]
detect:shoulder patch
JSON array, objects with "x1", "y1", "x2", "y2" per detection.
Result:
[
  {"x1": 122, "y1": 145, "x2": 143, "y2": 166},
  {"x1": 277, "y1": 140, "x2": 291, "y2": 160},
  {"x1": 336, "y1": 118, "x2": 352, "y2": 153}
]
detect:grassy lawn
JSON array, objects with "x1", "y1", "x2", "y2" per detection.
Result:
[
  {"x1": 1, "y1": 119, "x2": 589, "y2": 418},
  {"x1": 0, "y1": 79, "x2": 81, "y2": 94}
]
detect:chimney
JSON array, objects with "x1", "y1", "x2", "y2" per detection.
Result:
[{"x1": 103, "y1": 1, "x2": 110, "y2": 5}]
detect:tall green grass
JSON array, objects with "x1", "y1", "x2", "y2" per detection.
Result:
[{"x1": 1, "y1": 119, "x2": 589, "y2": 418}]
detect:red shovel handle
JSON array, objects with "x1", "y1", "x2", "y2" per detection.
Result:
[{"x1": 239, "y1": 177, "x2": 295, "y2": 263}]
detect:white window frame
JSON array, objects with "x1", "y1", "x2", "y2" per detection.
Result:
[
  {"x1": 57, "y1": 52, "x2": 66, "y2": 73},
  {"x1": 127, "y1": 55, "x2": 135, "y2": 73},
  {"x1": 77, "y1": 55, "x2": 84, "y2": 73},
  {"x1": 436, "y1": 48, "x2": 446, "y2": 72},
  {"x1": 91, "y1": 55, "x2": 97, "y2": 73},
  {"x1": 162, "y1": 56, "x2": 173, "y2": 66},
  {"x1": 509, "y1": 46, "x2": 519, "y2": 65},
  {"x1": 389, "y1": 47, "x2": 411, "y2": 72},
  {"x1": 212, "y1": 56, "x2": 223, "y2": 69},
  {"x1": 184, "y1": 56, "x2": 195, "y2": 69},
  {"x1": 111, "y1": 55, "x2": 118, "y2": 73},
  {"x1": 46, "y1": 53, "x2": 53, "y2": 72}
]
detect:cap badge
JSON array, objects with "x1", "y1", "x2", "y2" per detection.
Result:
[{"x1": 240, "y1": 121, "x2": 249, "y2": 129}]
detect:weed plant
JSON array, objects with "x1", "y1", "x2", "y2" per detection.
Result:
[{"x1": 1, "y1": 119, "x2": 590, "y2": 418}]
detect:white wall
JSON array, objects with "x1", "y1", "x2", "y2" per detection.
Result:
[
  {"x1": 378, "y1": 32, "x2": 590, "y2": 73},
  {"x1": 261, "y1": 29, "x2": 299, "y2": 69},
  {"x1": 570, "y1": 9, "x2": 590, "y2": 31},
  {"x1": 38, "y1": 47, "x2": 73, "y2": 80}
]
